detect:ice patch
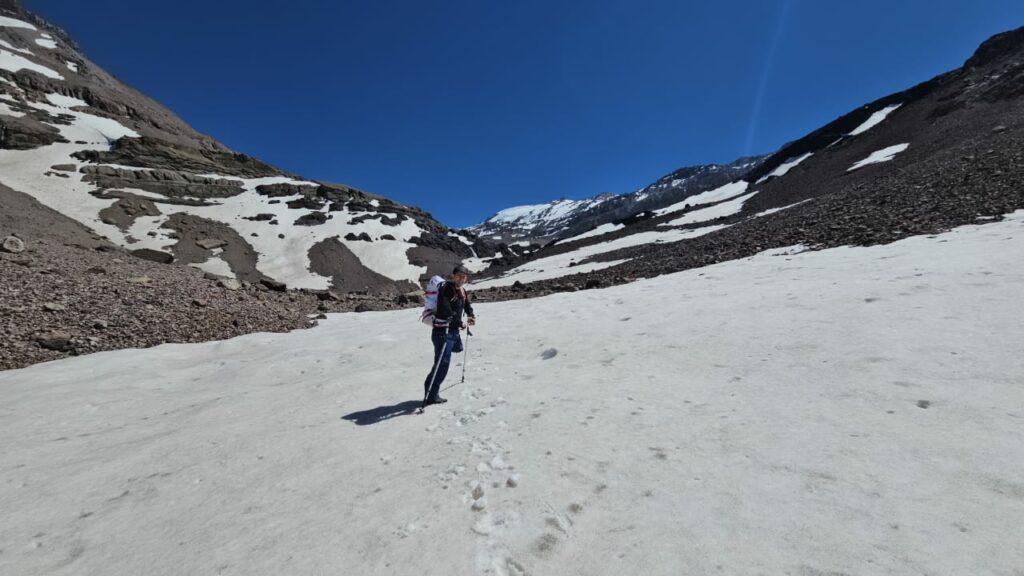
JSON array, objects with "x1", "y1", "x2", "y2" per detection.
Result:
[{"x1": 848, "y1": 143, "x2": 909, "y2": 171}]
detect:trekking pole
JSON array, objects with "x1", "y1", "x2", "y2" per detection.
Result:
[{"x1": 461, "y1": 328, "x2": 472, "y2": 383}]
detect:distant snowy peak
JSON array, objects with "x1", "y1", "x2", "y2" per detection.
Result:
[
  {"x1": 472, "y1": 196, "x2": 612, "y2": 241},
  {"x1": 470, "y1": 156, "x2": 765, "y2": 244},
  {"x1": 637, "y1": 156, "x2": 763, "y2": 197}
]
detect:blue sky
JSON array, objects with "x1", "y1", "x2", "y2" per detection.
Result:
[{"x1": 25, "y1": 0, "x2": 1024, "y2": 227}]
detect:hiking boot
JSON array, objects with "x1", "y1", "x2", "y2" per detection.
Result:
[{"x1": 424, "y1": 396, "x2": 448, "y2": 406}]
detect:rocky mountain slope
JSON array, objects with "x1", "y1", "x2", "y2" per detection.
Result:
[
  {"x1": 470, "y1": 155, "x2": 764, "y2": 244},
  {"x1": 471, "y1": 26, "x2": 1024, "y2": 300},
  {"x1": 0, "y1": 1, "x2": 499, "y2": 369},
  {"x1": 0, "y1": 0, "x2": 496, "y2": 295}
]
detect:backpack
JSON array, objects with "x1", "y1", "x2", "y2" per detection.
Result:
[{"x1": 420, "y1": 275, "x2": 446, "y2": 325}]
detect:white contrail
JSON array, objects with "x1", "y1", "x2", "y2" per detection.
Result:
[{"x1": 744, "y1": 0, "x2": 796, "y2": 155}]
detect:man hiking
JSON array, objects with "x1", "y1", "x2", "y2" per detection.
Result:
[{"x1": 423, "y1": 265, "x2": 476, "y2": 407}]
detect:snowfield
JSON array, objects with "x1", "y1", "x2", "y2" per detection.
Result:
[{"x1": 2, "y1": 212, "x2": 1022, "y2": 576}]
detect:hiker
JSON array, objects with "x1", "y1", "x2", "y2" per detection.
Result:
[{"x1": 422, "y1": 265, "x2": 476, "y2": 406}]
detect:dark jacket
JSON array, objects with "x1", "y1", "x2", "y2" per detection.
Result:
[{"x1": 433, "y1": 281, "x2": 474, "y2": 332}]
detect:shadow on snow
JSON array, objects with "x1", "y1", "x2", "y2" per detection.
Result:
[{"x1": 341, "y1": 400, "x2": 421, "y2": 426}]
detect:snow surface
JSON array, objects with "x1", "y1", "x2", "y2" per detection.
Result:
[
  {"x1": 2, "y1": 212, "x2": 1023, "y2": 575},
  {"x1": 45, "y1": 92, "x2": 87, "y2": 109},
  {"x1": 0, "y1": 15, "x2": 36, "y2": 30},
  {"x1": 663, "y1": 191, "x2": 758, "y2": 227},
  {"x1": 754, "y1": 152, "x2": 813, "y2": 184},
  {"x1": 473, "y1": 224, "x2": 728, "y2": 289},
  {"x1": 65, "y1": 60, "x2": 78, "y2": 73},
  {"x1": 654, "y1": 181, "x2": 748, "y2": 217},
  {"x1": 848, "y1": 143, "x2": 910, "y2": 171},
  {"x1": 34, "y1": 37, "x2": 57, "y2": 50},
  {"x1": 0, "y1": 48, "x2": 64, "y2": 79},
  {"x1": 849, "y1": 104, "x2": 902, "y2": 136},
  {"x1": 560, "y1": 222, "x2": 625, "y2": 243}
]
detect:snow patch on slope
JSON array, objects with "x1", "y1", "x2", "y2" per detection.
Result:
[
  {"x1": 848, "y1": 143, "x2": 909, "y2": 171},
  {"x1": 0, "y1": 48, "x2": 64, "y2": 79},
  {"x1": 849, "y1": 104, "x2": 902, "y2": 136},
  {"x1": 0, "y1": 38, "x2": 33, "y2": 55},
  {"x1": 0, "y1": 15, "x2": 36, "y2": 30},
  {"x1": 663, "y1": 191, "x2": 759, "y2": 227},
  {"x1": 755, "y1": 152, "x2": 813, "y2": 184},
  {"x1": 654, "y1": 181, "x2": 748, "y2": 217},
  {"x1": 561, "y1": 222, "x2": 625, "y2": 243}
]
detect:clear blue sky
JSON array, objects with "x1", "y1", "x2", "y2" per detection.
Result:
[{"x1": 25, "y1": 0, "x2": 1024, "y2": 227}]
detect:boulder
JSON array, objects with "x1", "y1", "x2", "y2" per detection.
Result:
[
  {"x1": 196, "y1": 238, "x2": 228, "y2": 250},
  {"x1": 217, "y1": 278, "x2": 242, "y2": 291},
  {"x1": 131, "y1": 248, "x2": 173, "y2": 264},
  {"x1": 260, "y1": 278, "x2": 287, "y2": 292},
  {"x1": 295, "y1": 212, "x2": 328, "y2": 226},
  {"x1": 1, "y1": 235, "x2": 25, "y2": 254},
  {"x1": 36, "y1": 332, "x2": 74, "y2": 352}
]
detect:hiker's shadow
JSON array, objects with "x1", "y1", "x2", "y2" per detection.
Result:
[{"x1": 341, "y1": 400, "x2": 421, "y2": 426}]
